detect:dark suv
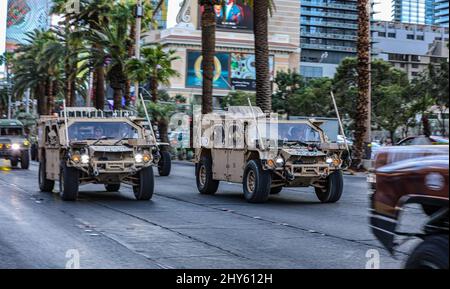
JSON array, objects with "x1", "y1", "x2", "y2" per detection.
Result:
[{"x1": 0, "y1": 119, "x2": 30, "y2": 169}]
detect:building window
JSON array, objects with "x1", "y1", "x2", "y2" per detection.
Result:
[
  {"x1": 412, "y1": 63, "x2": 420, "y2": 68},
  {"x1": 416, "y1": 35, "x2": 424, "y2": 40},
  {"x1": 300, "y1": 66, "x2": 323, "y2": 79},
  {"x1": 388, "y1": 32, "x2": 396, "y2": 38},
  {"x1": 378, "y1": 32, "x2": 386, "y2": 37},
  {"x1": 411, "y1": 55, "x2": 421, "y2": 62},
  {"x1": 411, "y1": 72, "x2": 419, "y2": 77},
  {"x1": 407, "y1": 34, "x2": 414, "y2": 39},
  {"x1": 389, "y1": 54, "x2": 408, "y2": 62}
]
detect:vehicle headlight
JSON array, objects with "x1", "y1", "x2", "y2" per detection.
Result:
[
  {"x1": 23, "y1": 140, "x2": 30, "y2": 146},
  {"x1": 142, "y1": 152, "x2": 152, "y2": 163},
  {"x1": 71, "y1": 153, "x2": 81, "y2": 163},
  {"x1": 275, "y1": 157, "x2": 285, "y2": 167},
  {"x1": 326, "y1": 157, "x2": 333, "y2": 164},
  {"x1": 135, "y1": 153, "x2": 144, "y2": 163},
  {"x1": 81, "y1": 154, "x2": 90, "y2": 164},
  {"x1": 11, "y1": 143, "x2": 20, "y2": 150}
]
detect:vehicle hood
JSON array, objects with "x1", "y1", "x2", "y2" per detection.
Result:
[
  {"x1": 0, "y1": 136, "x2": 27, "y2": 144},
  {"x1": 88, "y1": 145, "x2": 134, "y2": 153}
]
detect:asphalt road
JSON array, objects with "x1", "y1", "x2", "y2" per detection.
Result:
[{"x1": 0, "y1": 160, "x2": 425, "y2": 269}]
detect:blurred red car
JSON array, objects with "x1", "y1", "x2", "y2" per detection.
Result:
[{"x1": 369, "y1": 145, "x2": 449, "y2": 269}]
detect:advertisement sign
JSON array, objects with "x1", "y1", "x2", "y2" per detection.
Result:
[
  {"x1": 230, "y1": 53, "x2": 274, "y2": 91},
  {"x1": 186, "y1": 51, "x2": 230, "y2": 90},
  {"x1": 200, "y1": 0, "x2": 253, "y2": 31},
  {"x1": 6, "y1": 0, "x2": 51, "y2": 51}
]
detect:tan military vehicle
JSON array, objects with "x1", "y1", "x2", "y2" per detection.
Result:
[
  {"x1": 38, "y1": 107, "x2": 160, "y2": 201},
  {"x1": 194, "y1": 106, "x2": 347, "y2": 203},
  {"x1": 0, "y1": 119, "x2": 30, "y2": 169}
]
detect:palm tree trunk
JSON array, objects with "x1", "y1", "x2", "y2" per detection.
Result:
[
  {"x1": 37, "y1": 84, "x2": 47, "y2": 115},
  {"x1": 158, "y1": 119, "x2": 170, "y2": 152},
  {"x1": 254, "y1": 0, "x2": 272, "y2": 113},
  {"x1": 150, "y1": 76, "x2": 158, "y2": 103},
  {"x1": 113, "y1": 88, "x2": 122, "y2": 110},
  {"x1": 200, "y1": 2, "x2": 216, "y2": 114},
  {"x1": 125, "y1": 24, "x2": 136, "y2": 108},
  {"x1": 95, "y1": 66, "x2": 106, "y2": 110},
  {"x1": 47, "y1": 80, "x2": 54, "y2": 114},
  {"x1": 353, "y1": 0, "x2": 371, "y2": 167}
]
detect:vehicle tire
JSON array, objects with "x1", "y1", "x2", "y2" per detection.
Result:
[
  {"x1": 196, "y1": 156, "x2": 219, "y2": 195},
  {"x1": 31, "y1": 144, "x2": 38, "y2": 161},
  {"x1": 20, "y1": 150, "x2": 30, "y2": 169},
  {"x1": 270, "y1": 186, "x2": 283, "y2": 195},
  {"x1": 315, "y1": 170, "x2": 344, "y2": 203},
  {"x1": 133, "y1": 167, "x2": 154, "y2": 201},
  {"x1": 105, "y1": 184, "x2": 121, "y2": 192},
  {"x1": 405, "y1": 235, "x2": 449, "y2": 269},
  {"x1": 39, "y1": 160, "x2": 54, "y2": 192},
  {"x1": 59, "y1": 162, "x2": 79, "y2": 201},
  {"x1": 158, "y1": 151, "x2": 172, "y2": 177},
  {"x1": 10, "y1": 158, "x2": 18, "y2": 168},
  {"x1": 243, "y1": 160, "x2": 272, "y2": 203}
]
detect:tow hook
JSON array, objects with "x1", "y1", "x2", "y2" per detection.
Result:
[{"x1": 93, "y1": 169, "x2": 100, "y2": 177}]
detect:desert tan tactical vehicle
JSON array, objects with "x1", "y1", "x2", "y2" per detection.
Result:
[
  {"x1": 194, "y1": 106, "x2": 347, "y2": 203},
  {"x1": 38, "y1": 107, "x2": 160, "y2": 201},
  {"x1": 0, "y1": 119, "x2": 30, "y2": 169}
]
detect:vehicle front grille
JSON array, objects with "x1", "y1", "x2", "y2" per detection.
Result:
[
  {"x1": 93, "y1": 152, "x2": 133, "y2": 161},
  {"x1": 293, "y1": 157, "x2": 320, "y2": 165}
]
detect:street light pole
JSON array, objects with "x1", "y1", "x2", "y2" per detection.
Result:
[{"x1": 134, "y1": 0, "x2": 143, "y2": 106}]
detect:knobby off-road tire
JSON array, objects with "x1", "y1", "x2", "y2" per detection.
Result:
[
  {"x1": 196, "y1": 156, "x2": 220, "y2": 195},
  {"x1": 59, "y1": 162, "x2": 79, "y2": 201},
  {"x1": 21, "y1": 150, "x2": 30, "y2": 169},
  {"x1": 39, "y1": 160, "x2": 54, "y2": 192},
  {"x1": 133, "y1": 167, "x2": 155, "y2": 201},
  {"x1": 158, "y1": 151, "x2": 172, "y2": 177},
  {"x1": 243, "y1": 160, "x2": 272, "y2": 203},
  {"x1": 315, "y1": 170, "x2": 344, "y2": 203}
]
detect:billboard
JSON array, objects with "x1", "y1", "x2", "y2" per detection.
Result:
[
  {"x1": 6, "y1": 0, "x2": 51, "y2": 51},
  {"x1": 186, "y1": 51, "x2": 230, "y2": 90},
  {"x1": 230, "y1": 53, "x2": 274, "y2": 91},
  {"x1": 200, "y1": 0, "x2": 253, "y2": 31}
]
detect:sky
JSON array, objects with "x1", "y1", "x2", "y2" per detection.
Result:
[{"x1": 0, "y1": 0, "x2": 393, "y2": 74}]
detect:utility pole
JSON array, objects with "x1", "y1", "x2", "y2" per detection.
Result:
[{"x1": 134, "y1": 0, "x2": 143, "y2": 105}]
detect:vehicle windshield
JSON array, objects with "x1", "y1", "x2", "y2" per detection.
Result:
[
  {"x1": 68, "y1": 122, "x2": 139, "y2": 141},
  {"x1": 277, "y1": 123, "x2": 321, "y2": 143},
  {"x1": 0, "y1": 127, "x2": 23, "y2": 136}
]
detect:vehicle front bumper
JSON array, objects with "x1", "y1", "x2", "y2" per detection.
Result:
[
  {"x1": 70, "y1": 160, "x2": 153, "y2": 175},
  {"x1": 0, "y1": 148, "x2": 28, "y2": 158}
]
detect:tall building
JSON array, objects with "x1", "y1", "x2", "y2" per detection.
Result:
[
  {"x1": 300, "y1": 0, "x2": 359, "y2": 79},
  {"x1": 146, "y1": 0, "x2": 301, "y2": 108},
  {"x1": 392, "y1": 0, "x2": 434, "y2": 25},
  {"x1": 433, "y1": 0, "x2": 449, "y2": 27},
  {"x1": 373, "y1": 21, "x2": 449, "y2": 80}
]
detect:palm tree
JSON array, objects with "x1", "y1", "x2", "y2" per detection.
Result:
[
  {"x1": 354, "y1": 0, "x2": 371, "y2": 167},
  {"x1": 249, "y1": 0, "x2": 274, "y2": 113},
  {"x1": 127, "y1": 44, "x2": 180, "y2": 146},
  {"x1": 126, "y1": 45, "x2": 180, "y2": 102},
  {"x1": 199, "y1": 0, "x2": 222, "y2": 114},
  {"x1": 12, "y1": 30, "x2": 64, "y2": 115},
  {"x1": 74, "y1": 0, "x2": 115, "y2": 110}
]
